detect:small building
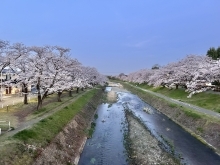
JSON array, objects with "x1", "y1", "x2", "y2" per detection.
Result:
[{"x1": 0, "y1": 68, "x2": 20, "y2": 95}]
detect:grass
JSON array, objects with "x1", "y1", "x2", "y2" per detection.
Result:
[
  {"x1": 182, "y1": 108, "x2": 202, "y2": 119},
  {"x1": 31, "y1": 94, "x2": 75, "y2": 117},
  {"x1": 130, "y1": 82, "x2": 220, "y2": 113},
  {"x1": 197, "y1": 127, "x2": 204, "y2": 133},
  {"x1": 0, "y1": 121, "x2": 10, "y2": 131},
  {"x1": 94, "y1": 114, "x2": 98, "y2": 119},
  {"x1": 168, "y1": 103, "x2": 178, "y2": 108},
  {"x1": 85, "y1": 113, "x2": 99, "y2": 138},
  {"x1": 13, "y1": 89, "x2": 98, "y2": 146},
  {"x1": 86, "y1": 122, "x2": 96, "y2": 138},
  {"x1": 0, "y1": 91, "x2": 83, "y2": 129}
]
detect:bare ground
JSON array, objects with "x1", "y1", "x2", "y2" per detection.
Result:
[{"x1": 126, "y1": 112, "x2": 179, "y2": 165}]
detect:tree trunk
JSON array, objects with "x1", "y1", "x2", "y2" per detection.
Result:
[
  {"x1": 81, "y1": 88, "x2": 84, "y2": 91},
  {"x1": 102, "y1": 86, "x2": 105, "y2": 91},
  {"x1": 42, "y1": 90, "x2": 48, "y2": 100},
  {"x1": 175, "y1": 84, "x2": 179, "y2": 89},
  {"x1": 57, "y1": 91, "x2": 62, "y2": 102},
  {"x1": 69, "y1": 90, "x2": 72, "y2": 97},
  {"x1": 36, "y1": 77, "x2": 42, "y2": 110},
  {"x1": 23, "y1": 83, "x2": 28, "y2": 104},
  {"x1": 37, "y1": 95, "x2": 42, "y2": 110},
  {"x1": 76, "y1": 87, "x2": 79, "y2": 93}
]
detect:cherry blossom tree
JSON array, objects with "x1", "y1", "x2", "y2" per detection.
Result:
[
  {"x1": 12, "y1": 52, "x2": 30, "y2": 104},
  {"x1": 0, "y1": 41, "x2": 28, "y2": 102},
  {"x1": 27, "y1": 46, "x2": 55, "y2": 109},
  {"x1": 116, "y1": 54, "x2": 220, "y2": 98},
  {"x1": 46, "y1": 47, "x2": 81, "y2": 102},
  {"x1": 0, "y1": 40, "x2": 10, "y2": 72},
  {"x1": 1, "y1": 39, "x2": 106, "y2": 108},
  {"x1": 0, "y1": 41, "x2": 27, "y2": 72}
]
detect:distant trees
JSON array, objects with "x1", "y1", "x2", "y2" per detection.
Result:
[
  {"x1": 206, "y1": 46, "x2": 220, "y2": 60},
  {"x1": 117, "y1": 73, "x2": 127, "y2": 80},
  {"x1": 151, "y1": 64, "x2": 160, "y2": 70}
]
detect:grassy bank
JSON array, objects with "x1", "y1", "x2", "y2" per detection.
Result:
[
  {"x1": 14, "y1": 89, "x2": 98, "y2": 145},
  {"x1": 120, "y1": 81, "x2": 219, "y2": 122},
  {"x1": 0, "y1": 88, "x2": 101, "y2": 165},
  {"x1": 0, "y1": 91, "x2": 82, "y2": 129},
  {"x1": 131, "y1": 82, "x2": 220, "y2": 113}
]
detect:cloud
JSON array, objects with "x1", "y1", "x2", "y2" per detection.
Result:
[
  {"x1": 123, "y1": 36, "x2": 158, "y2": 48},
  {"x1": 123, "y1": 39, "x2": 152, "y2": 48}
]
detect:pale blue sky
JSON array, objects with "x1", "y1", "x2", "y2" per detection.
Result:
[{"x1": 1, "y1": 1, "x2": 220, "y2": 75}]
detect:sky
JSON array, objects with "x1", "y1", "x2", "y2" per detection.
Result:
[{"x1": 1, "y1": 1, "x2": 220, "y2": 75}]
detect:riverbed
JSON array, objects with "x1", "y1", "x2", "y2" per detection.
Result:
[{"x1": 79, "y1": 84, "x2": 220, "y2": 165}]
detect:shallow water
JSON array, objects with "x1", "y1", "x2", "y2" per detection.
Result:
[
  {"x1": 79, "y1": 89, "x2": 220, "y2": 165},
  {"x1": 78, "y1": 103, "x2": 128, "y2": 165}
]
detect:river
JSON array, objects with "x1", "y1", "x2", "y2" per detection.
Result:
[{"x1": 79, "y1": 86, "x2": 220, "y2": 165}]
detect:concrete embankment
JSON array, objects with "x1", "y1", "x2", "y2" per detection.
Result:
[{"x1": 34, "y1": 89, "x2": 104, "y2": 165}]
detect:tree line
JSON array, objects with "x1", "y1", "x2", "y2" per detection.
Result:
[
  {"x1": 0, "y1": 40, "x2": 107, "y2": 109},
  {"x1": 115, "y1": 55, "x2": 220, "y2": 98}
]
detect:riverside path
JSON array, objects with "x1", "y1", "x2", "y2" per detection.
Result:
[{"x1": 127, "y1": 83, "x2": 220, "y2": 119}]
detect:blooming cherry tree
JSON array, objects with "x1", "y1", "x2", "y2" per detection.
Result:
[{"x1": 116, "y1": 54, "x2": 220, "y2": 98}]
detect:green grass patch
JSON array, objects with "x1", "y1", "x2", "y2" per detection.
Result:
[
  {"x1": 168, "y1": 103, "x2": 178, "y2": 108},
  {"x1": 33, "y1": 107, "x2": 47, "y2": 114},
  {"x1": 14, "y1": 129, "x2": 37, "y2": 142},
  {"x1": 94, "y1": 114, "x2": 98, "y2": 119},
  {"x1": 129, "y1": 82, "x2": 220, "y2": 113},
  {"x1": 87, "y1": 122, "x2": 96, "y2": 138},
  {"x1": 29, "y1": 92, "x2": 82, "y2": 119},
  {"x1": 197, "y1": 127, "x2": 204, "y2": 133},
  {"x1": 0, "y1": 121, "x2": 10, "y2": 131},
  {"x1": 183, "y1": 109, "x2": 202, "y2": 119},
  {"x1": 13, "y1": 89, "x2": 98, "y2": 146}
]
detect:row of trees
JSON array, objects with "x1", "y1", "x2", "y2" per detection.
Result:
[
  {"x1": 116, "y1": 55, "x2": 220, "y2": 98},
  {"x1": 0, "y1": 40, "x2": 107, "y2": 109}
]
